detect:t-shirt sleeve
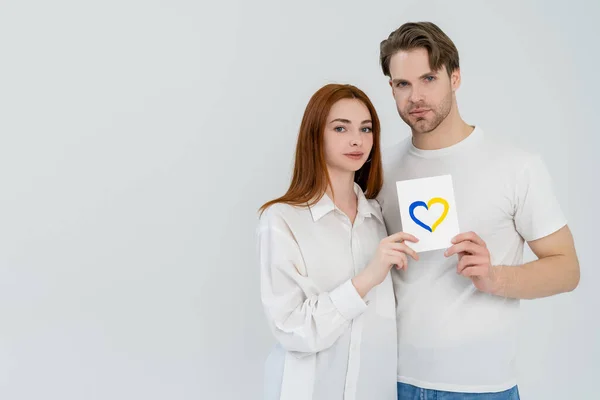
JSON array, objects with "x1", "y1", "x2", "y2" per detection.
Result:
[{"x1": 513, "y1": 154, "x2": 567, "y2": 242}]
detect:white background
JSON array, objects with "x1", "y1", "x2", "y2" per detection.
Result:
[{"x1": 0, "y1": 1, "x2": 598, "y2": 399}]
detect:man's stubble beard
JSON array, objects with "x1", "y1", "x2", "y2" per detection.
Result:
[{"x1": 398, "y1": 90, "x2": 453, "y2": 135}]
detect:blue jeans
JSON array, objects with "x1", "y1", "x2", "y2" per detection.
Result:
[{"x1": 397, "y1": 382, "x2": 520, "y2": 400}]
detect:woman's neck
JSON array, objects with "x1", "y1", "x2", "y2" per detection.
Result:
[{"x1": 325, "y1": 169, "x2": 358, "y2": 222}]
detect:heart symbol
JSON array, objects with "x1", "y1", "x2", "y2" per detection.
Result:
[{"x1": 409, "y1": 197, "x2": 449, "y2": 232}]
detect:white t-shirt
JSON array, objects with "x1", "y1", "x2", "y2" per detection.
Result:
[
  {"x1": 258, "y1": 183, "x2": 397, "y2": 400},
  {"x1": 377, "y1": 126, "x2": 567, "y2": 393}
]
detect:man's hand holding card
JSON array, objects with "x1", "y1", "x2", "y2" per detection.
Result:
[{"x1": 396, "y1": 174, "x2": 499, "y2": 293}]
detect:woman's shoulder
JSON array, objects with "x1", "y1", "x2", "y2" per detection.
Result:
[
  {"x1": 366, "y1": 197, "x2": 382, "y2": 209},
  {"x1": 257, "y1": 202, "x2": 310, "y2": 231}
]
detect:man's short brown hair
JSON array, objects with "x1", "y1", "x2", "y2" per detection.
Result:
[{"x1": 380, "y1": 22, "x2": 460, "y2": 78}]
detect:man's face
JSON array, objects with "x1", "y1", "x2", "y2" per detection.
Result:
[{"x1": 388, "y1": 48, "x2": 459, "y2": 134}]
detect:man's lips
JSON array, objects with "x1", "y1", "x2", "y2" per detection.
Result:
[{"x1": 410, "y1": 108, "x2": 430, "y2": 116}]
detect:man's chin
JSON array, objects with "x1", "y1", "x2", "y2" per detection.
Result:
[
  {"x1": 400, "y1": 113, "x2": 438, "y2": 133},
  {"x1": 409, "y1": 120, "x2": 435, "y2": 134}
]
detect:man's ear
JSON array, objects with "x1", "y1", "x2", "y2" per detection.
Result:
[{"x1": 451, "y1": 68, "x2": 461, "y2": 91}]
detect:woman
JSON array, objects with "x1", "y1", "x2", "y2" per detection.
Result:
[{"x1": 257, "y1": 84, "x2": 418, "y2": 400}]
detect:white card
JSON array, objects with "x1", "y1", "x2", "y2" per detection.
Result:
[{"x1": 395, "y1": 175, "x2": 460, "y2": 253}]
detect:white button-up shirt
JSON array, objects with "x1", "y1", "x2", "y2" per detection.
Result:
[{"x1": 257, "y1": 183, "x2": 397, "y2": 400}]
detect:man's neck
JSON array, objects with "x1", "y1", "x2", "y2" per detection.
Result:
[{"x1": 412, "y1": 108, "x2": 474, "y2": 151}]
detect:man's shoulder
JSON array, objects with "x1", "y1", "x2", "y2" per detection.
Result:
[{"x1": 479, "y1": 129, "x2": 540, "y2": 169}]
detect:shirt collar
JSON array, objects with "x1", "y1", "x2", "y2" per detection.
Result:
[{"x1": 309, "y1": 183, "x2": 384, "y2": 224}]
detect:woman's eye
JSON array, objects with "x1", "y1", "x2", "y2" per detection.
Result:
[
  {"x1": 334, "y1": 126, "x2": 346, "y2": 132},
  {"x1": 362, "y1": 127, "x2": 372, "y2": 133}
]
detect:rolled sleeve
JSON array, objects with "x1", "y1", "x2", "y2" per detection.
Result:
[{"x1": 329, "y1": 279, "x2": 368, "y2": 321}]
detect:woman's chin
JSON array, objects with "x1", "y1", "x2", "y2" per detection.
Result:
[{"x1": 327, "y1": 160, "x2": 367, "y2": 175}]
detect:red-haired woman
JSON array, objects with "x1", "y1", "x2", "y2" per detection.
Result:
[{"x1": 257, "y1": 84, "x2": 419, "y2": 400}]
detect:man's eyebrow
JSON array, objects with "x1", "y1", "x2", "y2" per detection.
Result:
[
  {"x1": 392, "y1": 72, "x2": 438, "y2": 84},
  {"x1": 419, "y1": 71, "x2": 437, "y2": 79}
]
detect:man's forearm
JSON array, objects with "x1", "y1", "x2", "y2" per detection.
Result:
[{"x1": 491, "y1": 254, "x2": 580, "y2": 299}]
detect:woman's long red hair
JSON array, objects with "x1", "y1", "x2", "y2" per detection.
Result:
[{"x1": 259, "y1": 84, "x2": 383, "y2": 215}]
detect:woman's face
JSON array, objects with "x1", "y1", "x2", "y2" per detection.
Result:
[{"x1": 323, "y1": 98, "x2": 374, "y2": 175}]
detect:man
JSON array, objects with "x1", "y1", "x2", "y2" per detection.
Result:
[{"x1": 376, "y1": 22, "x2": 580, "y2": 399}]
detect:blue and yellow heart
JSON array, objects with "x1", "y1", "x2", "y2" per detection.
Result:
[{"x1": 409, "y1": 197, "x2": 449, "y2": 233}]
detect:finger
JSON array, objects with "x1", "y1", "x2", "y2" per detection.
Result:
[
  {"x1": 445, "y1": 242, "x2": 482, "y2": 257},
  {"x1": 394, "y1": 259, "x2": 407, "y2": 270},
  {"x1": 460, "y1": 266, "x2": 488, "y2": 278},
  {"x1": 387, "y1": 251, "x2": 408, "y2": 265},
  {"x1": 451, "y1": 231, "x2": 486, "y2": 247},
  {"x1": 398, "y1": 254, "x2": 408, "y2": 271},
  {"x1": 456, "y1": 255, "x2": 483, "y2": 274},
  {"x1": 386, "y1": 251, "x2": 408, "y2": 270},
  {"x1": 385, "y1": 232, "x2": 419, "y2": 243},
  {"x1": 388, "y1": 243, "x2": 419, "y2": 261},
  {"x1": 456, "y1": 255, "x2": 473, "y2": 274},
  {"x1": 400, "y1": 253, "x2": 408, "y2": 269}
]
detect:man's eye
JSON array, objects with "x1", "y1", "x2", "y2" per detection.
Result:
[
  {"x1": 425, "y1": 76, "x2": 435, "y2": 82},
  {"x1": 396, "y1": 82, "x2": 407, "y2": 88}
]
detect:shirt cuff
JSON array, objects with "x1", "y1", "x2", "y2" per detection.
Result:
[{"x1": 329, "y1": 279, "x2": 368, "y2": 321}]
